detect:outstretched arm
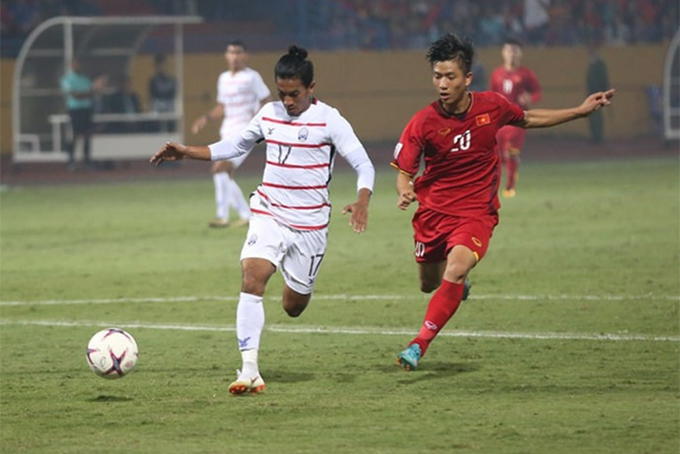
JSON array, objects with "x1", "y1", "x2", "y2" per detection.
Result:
[
  {"x1": 152, "y1": 120, "x2": 261, "y2": 166},
  {"x1": 150, "y1": 142, "x2": 210, "y2": 166},
  {"x1": 517, "y1": 89, "x2": 615, "y2": 129}
]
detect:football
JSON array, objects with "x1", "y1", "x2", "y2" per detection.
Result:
[{"x1": 86, "y1": 328, "x2": 138, "y2": 379}]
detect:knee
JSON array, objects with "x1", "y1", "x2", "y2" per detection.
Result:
[
  {"x1": 441, "y1": 264, "x2": 471, "y2": 286},
  {"x1": 282, "y1": 290, "x2": 310, "y2": 318},
  {"x1": 283, "y1": 305, "x2": 304, "y2": 318},
  {"x1": 241, "y1": 275, "x2": 265, "y2": 296},
  {"x1": 443, "y1": 266, "x2": 470, "y2": 284},
  {"x1": 419, "y1": 281, "x2": 439, "y2": 293},
  {"x1": 240, "y1": 259, "x2": 275, "y2": 296},
  {"x1": 449, "y1": 265, "x2": 468, "y2": 280}
]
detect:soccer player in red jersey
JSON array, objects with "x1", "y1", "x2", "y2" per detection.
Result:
[
  {"x1": 392, "y1": 34, "x2": 614, "y2": 371},
  {"x1": 490, "y1": 38, "x2": 542, "y2": 198}
]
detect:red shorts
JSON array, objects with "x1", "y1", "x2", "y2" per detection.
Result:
[
  {"x1": 496, "y1": 125, "x2": 526, "y2": 154},
  {"x1": 412, "y1": 207, "x2": 498, "y2": 263}
]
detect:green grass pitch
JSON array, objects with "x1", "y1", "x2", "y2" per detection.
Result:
[{"x1": 1, "y1": 156, "x2": 678, "y2": 453}]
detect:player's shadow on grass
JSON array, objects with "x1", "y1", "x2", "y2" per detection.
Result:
[
  {"x1": 263, "y1": 369, "x2": 315, "y2": 384},
  {"x1": 379, "y1": 360, "x2": 480, "y2": 383},
  {"x1": 421, "y1": 360, "x2": 480, "y2": 375},
  {"x1": 87, "y1": 395, "x2": 134, "y2": 403}
]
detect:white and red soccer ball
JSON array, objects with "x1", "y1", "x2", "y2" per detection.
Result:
[{"x1": 86, "y1": 328, "x2": 138, "y2": 379}]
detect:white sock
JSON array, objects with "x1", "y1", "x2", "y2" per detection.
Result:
[
  {"x1": 212, "y1": 172, "x2": 231, "y2": 221},
  {"x1": 228, "y1": 178, "x2": 251, "y2": 220},
  {"x1": 236, "y1": 292, "x2": 264, "y2": 376},
  {"x1": 240, "y1": 349, "x2": 259, "y2": 378}
]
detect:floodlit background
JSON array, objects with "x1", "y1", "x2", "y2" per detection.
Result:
[{"x1": 0, "y1": 0, "x2": 678, "y2": 168}]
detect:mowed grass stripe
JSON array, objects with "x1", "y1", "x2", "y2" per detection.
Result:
[
  {"x1": 2, "y1": 319, "x2": 677, "y2": 342},
  {"x1": 1, "y1": 292, "x2": 678, "y2": 306}
]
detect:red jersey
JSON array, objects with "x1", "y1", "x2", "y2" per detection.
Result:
[
  {"x1": 489, "y1": 66, "x2": 542, "y2": 109},
  {"x1": 391, "y1": 92, "x2": 524, "y2": 217}
]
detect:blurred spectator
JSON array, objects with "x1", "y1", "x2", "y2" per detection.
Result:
[
  {"x1": 523, "y1": 0, "x2": 550, "y2": 44},
  {"x1": 148, "y1": 54, "x2": 177, "y2": 132},
  {"x1": 585, "y1": 42, "x2": 610, "y2": 143},
  {"x1": 6, "y1": 0, "x2": 41, "y2": 37},
  {"x1": 61, "y1": 0, "x2": 102, "y2": 16},
  {"x1": 545, "y1": 0, "x2": 578, "y2": 45},
  {"x1": 604, "y1": 8, "x2": 632, "y2": 46},
  {"x1": 477, "y1": 4, "x2": 506, "y2": 46},
  {"x1": 501, "y1": 2, "x2": 525, "y2": 39},
  {"x1": 1, "y1": 3, "x2": 18, "y2": 39},
  {"x1": 468, "y1": 62, "x2": 488, "y2": 93},
  {"x1": 60, "y1": 57, "x2": 107, "y2": 170},
  {"x1": 1, "y1": 0, "x2": 678, "y2": 55},
  {"x1": 105, "y1": 74, "x2": 141, "y2": 133},
  {"x1": 40, "y1": 0, "x2": 67, "y2": 20}
]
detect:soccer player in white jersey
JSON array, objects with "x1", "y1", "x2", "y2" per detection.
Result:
[
  {"x1": 151, "y1": 45, "x2": 375, "y2": 395},
  {"x1": 192, "y1": 40, "x2": 271, "y2": 228}
]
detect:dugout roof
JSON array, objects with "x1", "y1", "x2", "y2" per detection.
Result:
[{"x1": 12, "y1": 15, "x2": 203, "y2": 162}]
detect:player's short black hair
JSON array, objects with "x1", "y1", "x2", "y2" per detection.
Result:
[
  {"x1": 274, "y1": 45, "x2": 314, "y2": 88},
  {"x1": 427, "y1": 33, "x2": 474, "y2": 75},
  {"x1": 227, "y1": 40, "x2": 247, "y2": 51},
  {"x1": 503, "y1": 37, "x2": 523, "y2": 48}
]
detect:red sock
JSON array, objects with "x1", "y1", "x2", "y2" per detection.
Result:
[
  {"x1": 506, "y1": 155, "x2": 519, "y2": 190},
  {"x1": 502, "y1": 151, "x2": 511, "y2": 188},
  {"x1": 411, "y1": 280, "x2": 465, "y2": 356}
]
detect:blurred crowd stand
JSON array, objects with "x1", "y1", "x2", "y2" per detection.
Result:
[{"x1": 1, "y1": 0, "x2": 677, "y2": 57}]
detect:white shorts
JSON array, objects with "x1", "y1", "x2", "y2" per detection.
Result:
[{"x1": 240, "y1": 215, "x2": 328, "y2": 295}]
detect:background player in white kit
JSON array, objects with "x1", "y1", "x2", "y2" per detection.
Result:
[
  {"x1": 192, "y1": 40, "x2": 271, "y2": 228},
  {"x1": 151, "y1": 45, "x2": 375, "y2": 395}
]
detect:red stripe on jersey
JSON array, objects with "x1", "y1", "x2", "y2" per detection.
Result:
[
  {"x1": 266, "y1": 139, "x2": 331, "y2": 149},
  {"x1": 256, "y1": 189, "x2": 330, "y2": 209},
  {"x1": 262, "y1": 117, "x2": 326, "y2": 127},
  {"x1": 252, "y1": 208, "x2": 328, "y2": 230},
  {"x1": 261, "y1": 182, "x2": 327, "y2": 190},
  {"x1": 251, "y1": 208, "x2": 273, "y2": 217},
  {"x1": 288, "y1": 222, "x2": 329, "y2": 230},
  {"x1": 265, "y1": 160, "x2": 330, "y2": 169}
]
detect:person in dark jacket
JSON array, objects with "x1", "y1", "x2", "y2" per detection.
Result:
[{"x1": 586, "y1": 43, "x2": 610, "y2": 144}]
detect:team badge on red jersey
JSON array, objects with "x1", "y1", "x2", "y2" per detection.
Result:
[{"x1": 475, "y1": 113, "x2": 490, "y2": 126}]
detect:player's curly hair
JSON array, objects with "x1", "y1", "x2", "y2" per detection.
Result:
[
  {"x1": 275, "y1": 45, "x2": 314, "y2": 88},
  {"x1": 426, "y1": 34, "x2": 474, "y2": 74}
]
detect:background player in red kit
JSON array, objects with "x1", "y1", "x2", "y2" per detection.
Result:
[
  {"x1": 490, "y1": 38, "x2": 542, "y2": 198},
  {"x1": 392, "y1": 33, "x2": 614, "y2": 371}
]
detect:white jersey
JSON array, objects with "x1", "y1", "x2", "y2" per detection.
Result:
[
  {"x1": 216, "y1": 67, "x2": 270, "y2": 139},
  {"x1": 209, "y1": 99, "x2": 373, "y2": 230}
]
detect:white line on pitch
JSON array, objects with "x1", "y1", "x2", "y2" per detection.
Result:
[
  {"x1": 0, "y1": 293, "x2": 678, "y2": 307},
  {"x1": 1, "y1": 319, "x2": 677, "y2": 343}
]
